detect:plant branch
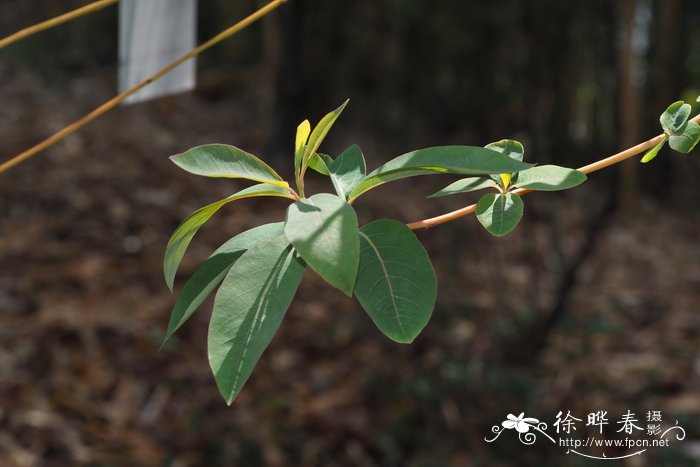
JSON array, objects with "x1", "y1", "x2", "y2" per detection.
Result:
[
  {"x1": 407, "y1": 114, "x2": 700, "y2": 230},
  {"x1": 287, "y1": 186, "x2": 301, "y2": 201},
  {"x1": 0, "y1": 0, "x2": 288, "y2": 175},
  {"x1": 0, "y1": 0, "x2": 119, "y2": 50}
]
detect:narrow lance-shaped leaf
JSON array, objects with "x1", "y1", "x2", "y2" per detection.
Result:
[
  {"x1": 301, "y1": 100, "x2": 349, "y2": 174},
  {"x1": 171, "y1": 144, "x2": 287, "y2": 187},
  {"x1": 294, "y1": 120, "x2": 311, "y2": 185},
  {"x1": 641, "y1": 139, "x2": 666, "y2": 163},
  {"x1": 355, "y1": 220, "x2": 436, "y2": 343},
  {"x1": 476, "y1": 193, "x2": 524, "y2": 237},
  {"x1": 668, "y1": 121, "x2": 700, "y2": 154},
  {"x1": 164, "y1": 183, "x2": 293, "y2": 290},
  {"x1": 348, "y1": 146, "x2": 533, "y2": 201},
  {"x1": 163, "y1": 223, "x2": 284, "y2": 344},
  {"x1": 428, "y1": 177, "x2": 497, "y2": 198},
  {"x1": 328, "y1": 144, "x2": 366, "y2": 199},
  {"x1": 208, "y1": 234, "x2": 305, "y2": 404},
  {"x1": 512, "y1": 165, "x2": 587, "y2": 191},
  {"x1": 284, "y1": 193, "x2": 359, "y2": 296},
  {"x1": 500, "y1": 173, "x2": 513, "y2": 189},
  {"x1": 660, "y1": 101, "x2": 692, "y2": 134}
]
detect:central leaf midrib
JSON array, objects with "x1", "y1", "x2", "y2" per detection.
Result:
[
  {"x1": 495, "y1": 195, "x2": 507, "y2": 232},
  {"x1": 230, "y1": 245, "x2": 290, "y2": 396},
  {"x1": 359, "y1": 231, "x2": 406, "y2": 339},
  {"x1": 306, "y1": 198, "x2": 339, "y2": 264}
]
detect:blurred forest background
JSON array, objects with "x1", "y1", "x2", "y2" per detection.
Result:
[{"x1": 1, "y1": 0, "x2": 700, "y2": 466}]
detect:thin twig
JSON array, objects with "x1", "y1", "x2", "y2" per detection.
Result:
[
  {"x1": 407, "y1": 114, "x2": 700, "y2": 230},
  {"x1": 0, "y1": 0, "x2": 288, "y2": 174},
  {"x1": 0, "y1": 0, "x2": 119, "y2": 50}
]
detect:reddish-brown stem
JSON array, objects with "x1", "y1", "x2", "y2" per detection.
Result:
[
  {"x1": 407, "y1": 114, "x2": 700, "y2": 230},
  {"x1": 287, "y1": 187, "x2": 301, "y2": 201}
]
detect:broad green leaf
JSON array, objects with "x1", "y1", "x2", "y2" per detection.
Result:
[
  {"x1": 294, "y1": 120, "x2": 311, "y2": 184},
  {"x1": 485, "y1": 139, "x2": 525, "y2": 161},
  {"x1": 208, "y1": 234, "x2": 304, "y2": 404},
  {"x1": 641, "y1": 139, "x2": 666, "y2": 163},
  {"x1": 669, "y1": 121, "x2": 700, "y2": 154},
  {"x1": 660, "y1": 101, "x2": 691, "y2": 134},
  {"x1": 164, "y1": 184, "x2": 292, "y2": 290},
  {"x1": 163, "y1": 223, "x2": 284, "y2": 344},
  {"x1": 284, "y1": 193, "x2": 359, "y2": 295},
  {"x1": 348, "y1": 146, "x2": 532, "y2": 201},
  {"x1": 301, "y1": 100, "x2": 349, "y2": 172},
  {"x1": 476, "y1": 193, "x2": 524, "y2": 236},
  {"x1": 512, "y1": 165, "x2": 587, "y2": 191},
  {"x1": 355, "y1": 220, "x2": 436, "y2": 343},
  {"x1": 308, "y1": 152, "x2": 333, "y2": 175},
  {"x1": 328, "y1": 145, "x2": 366, "y2": 199},
  {"x1": 486, "y1": 140, "x2": 525, "y2": 184},
  {"x1": 171, "y1": 144, "x2": 287, "y2": 187},
  {"x1": 428, "y1": 177, "x2": 497, "y2": 198}
]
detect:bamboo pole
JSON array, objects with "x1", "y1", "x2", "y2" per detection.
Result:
[
  {"x1": 0, "y1": 0, "x2": 119, "y2": 50},
  {"x1": 0, "y1": 0, "x2": 288, "y2": 174}
]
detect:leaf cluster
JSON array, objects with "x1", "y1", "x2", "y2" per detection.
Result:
[
  {"x1": 163, "y1": 102, "x2": 586, "y2": 404},
  {"x1": 642, "y1": 100, "x2": 700, "y2": 163},
  {"x1": 429, "y1": 140, "x2": 587, "y2": 236}
]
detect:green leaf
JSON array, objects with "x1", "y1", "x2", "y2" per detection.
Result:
[
  {"x1": 512, "y1": 165, "x2": 587, "y2": 191},
  {"x1": 301, "y1": 100, "x2": 349, "y2": 173},
  {"x1": 428, "y1": 177, "x2": 497, "y2": 198},
  {"x1": 294, "y1": 120, "x2": 311, "y2": 183},
  {"x1": 284, "y1": 193, "x2": 359, "y2": 296},
  {"x1": 328, "y1": 144, "x2": 366, "y2": 199},
  {"x1": 475, "y1": 193, "x2": 524, "y2": 236},
  {"x1": 355, "y1": 220, "x2": 436, "y2": 343},
  {"x1": 485, "y1": 140, "x2": 525, "y2": 184},
  {"x1": 348, "y1": 146, "x2": 533, "y2": 201},
  {"x1": 668, "y1": 121, "x2": 700, "y2": 154},
  {"x1": 164, "y1": 184, "x2": 292, "y2": 291},
  {"x1": 295, "y1": 120, "x2": 311, "y2": 160},
  {"x1": 660, "y1": 101, "x2": 692, "y2": 134},
  {"x1": 308, "y1": 152, "x2": 333, "y2": 175},
  {"x1": 485, "y1": 139, "x2": 525, "y2": 161},
  {"x1": 163, "y1": 223, "x2": 284, "y2": 344},
  {"x1": 171, "y1": 144, "x2": 287, "y2": 187},
  {"x1": 208, "y1": 234, "x2": 304, "y2": 404},
  {"x1": 641, "y1": 139, "x2": 666, "y2": 163}
]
